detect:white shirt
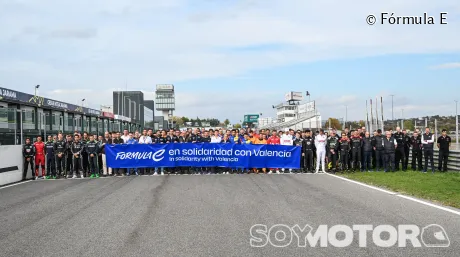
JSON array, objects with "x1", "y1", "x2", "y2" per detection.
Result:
[
  {"x1": 280, "y1": 134, "x2": 293, "y2": 146},
  {"x1": 314, "y1": 134, "x2": 327, "y2": 150},
  {"x1": 138, "y1": 135, "x2": 152, "y2": 144},
  {"x1": 211, "y1": 136, "x2": 222, "y2": 143},
  {"x1": 121, "y1": 135, "x2": 129, "y2": 143}
]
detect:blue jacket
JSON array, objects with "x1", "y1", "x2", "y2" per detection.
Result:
[{"x1": 126, "y1": 138, "x2": 138, "y2": 144}]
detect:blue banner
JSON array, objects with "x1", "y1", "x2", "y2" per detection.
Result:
[{"x1": 106, "y1": 143, "x2": 301, "y2": 169}]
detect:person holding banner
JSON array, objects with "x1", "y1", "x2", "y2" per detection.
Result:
[
  {"x1": 315, "y1": 129, "x2": 327, "y2": 173},
  {"x1": 154, "y1": 130, "x2": 168, "y2": 176},
  {"x1": 112, "y1": 132, "x2": 124, "y2": 176},
  {"x1": 267, "y1": 131, "x2": 281, "y2": 174},
  {"x1": 281, "y1": 129, "x2": 293, "y2": 173}
]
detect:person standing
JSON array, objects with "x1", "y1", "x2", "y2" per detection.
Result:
[
  {"x1": 350, "y1": 131, "x2": 363, "y2": 172},
  {"x1": 402, "y1": 129, "x2": 411, "y2": 170},
  {"x1": 45, "y1": 135, "x2": 56, "y2": 179},
  {"x1": 372, "y1": 129, "x2": 384, "y2": 172},
  {"x1": 422, "y1": 127, "x2": 435, "y2": 173},
  {"x1": 65, "y1": 135, "x2": 74, "y2": 178},
  {"x1": 111, "y1": 132, "x2": 125, "y2": 176},
  {"x1": 33, "y1": 136, "x2": 46, "y2": 180},
  {"x1": 101, "y1": 132, "x2": 112, "y2": 177},
  {"x1": 338, "y1": 133, "x2": 350, "y2": 172},
  {"x1": 393, "y1": 127, "x2": 406, "y2": 171},
  {"x1": 70, "y1": 134, "x2": 85, "y2": 179},
  {"x1": 125, "y1": 133, "x2": 139, "y2": 176},
  {"x1": 267, "y1": 131, "x2": 281, "y2": 174},
  {"x1": 138, "y1": 129, "x2": 152, "y2": 175},
  {"x1": 302, "y1": 130, "x2": 315, "y2": 173},
  {"x1": 437, "y1": 129, "x2": 451, "y2": 172},
  {"x1": 293, "y1": 132, "x2": 303, "y2": 173},
  {"x1": 410, "y1": 131, "x2": 423, "y2": 171},
  {"x1": 85, "y1": 135, "x2": 99, "y2": 178},
  {"x1": 362, "y1": 132, "x2": 373, "y2": 172},
  {"x1": 54, "y1": 133, "x2": 67, "y2": 178},
  {"x1": 314, "y1": 129, "x2": 327, "y2": 173},
  {"x1": 383, "y1": 131, "x2": 397, "y2": 172},
  {"x1": 22, "y1": 138, "x2": 35, "y2": 180},
  {"x1": 280, "y1": 130, "x2": 293, "y2": 173},
  {"x1": 326, "y1": 131, "x2": 339, "y2": 173}
]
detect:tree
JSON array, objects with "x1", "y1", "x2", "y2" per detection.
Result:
[
  {"x1": 326, "y1": 118, "x2": 341, "y2": 130},
  {"x1": 172, "y1": 116, "x2": 184, "y2": 127},
  {"x1": 196, "y1": 117, "x2": 202, "y2": 127},
  {"x1": 209, "y1": 118, "x2": 220, "y2": 127},
  {"x1": 403, "y1": 120, "x2": 415, "y2": 131},
  {"x1": 181, "y1": 116, "x2": 190, "y2": 123},
  {"x1": 224, "y1": 119, "x2": 230, "y2": 126},
  {"x1": 234, "y1": 123, "x2": 242, "y2": 129},
  {"x1": 358, "y1": 120, "x2": 365, "y2": 127}
]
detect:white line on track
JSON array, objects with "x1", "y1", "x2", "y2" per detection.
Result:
[
  {"x1": 0, "y1": 180, "x2": 31, "y2": 190},
  {"x1": 326, "y1": 173, "x2": 460, "y2": 216}
]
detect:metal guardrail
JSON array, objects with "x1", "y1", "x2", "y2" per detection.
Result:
[{"x1": 407, "y1": 149, "x2": 460, "y2": 172}]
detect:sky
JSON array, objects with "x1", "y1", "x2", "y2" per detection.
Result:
[{"x1": 1, "y1": 0, "x2": 460, "y2": 124}]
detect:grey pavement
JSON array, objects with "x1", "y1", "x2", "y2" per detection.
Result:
[{"x1": 0, "y1": 174, "x2": 459, "y2": 257}]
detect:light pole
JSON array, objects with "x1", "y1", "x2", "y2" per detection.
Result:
[
  {"x1": 34, "y1": 85, "x2": 40, "y2": 97},
  {"x1": 344, "y1": 105, "x2": 348, "y2": 130},
  {"x1": 390, "y1": 94, "x2": 395, "y2": 121},
  {"x1": 455, "y1": 100, "x2": 458, "y2": 144},
  {"x1": 401, "y1": 109, "x2": 404, "y2": 130},
  {"x1": 81, "y1": 99, "x2": 85, "y2": 110}
]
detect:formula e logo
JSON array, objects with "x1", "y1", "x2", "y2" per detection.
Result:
[
  {"x1": 115, "y1": 149, "x2": 165, "y2": 162},
  {"x1": 152, "y1": 149, "x2": 165, "y2": 162}
]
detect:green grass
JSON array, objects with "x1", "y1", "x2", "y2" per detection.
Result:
[{"x1": 339, "y1": 171, "x2": 460, "y2": 209}]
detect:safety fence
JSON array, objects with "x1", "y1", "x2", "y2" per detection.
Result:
[{"x1": 406, "y1": 149, "x2": 460, "y2": 172}]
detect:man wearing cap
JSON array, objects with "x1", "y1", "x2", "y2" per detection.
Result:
[{"x1": 314, "y1": 129, "x2": 327, "y2": 173}]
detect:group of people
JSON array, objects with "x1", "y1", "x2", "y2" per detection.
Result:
[{"x1": 22, "y1": 125, "x2": 452, "y2": 180}]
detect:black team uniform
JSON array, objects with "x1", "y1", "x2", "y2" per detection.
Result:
[
  {"x1": 302, "y1": 135, "x2": 315, "y2": 173},
  {"x1": 45, "y1": 139, "x2": 56, "y2": 178},
  {"x1": 22, "y1": 142, "x2": 35, "y2": 180},
  {"x1": 339, "y1": 137, "x2": 350, "y2": 171},
  {"x1": 410, "y1": 134, "x2": 423, "y2": 171},
  {"x1": 326, "y1": 136, "x2": 339, "y2": 173},
  {"x1": 71, "y1": 140, "x2": 84, "y2": 178},
  {"x1": 393, "y1": 131, "x2": 406, "y2": 171},
  {"x1": 54, "y1": 139, "x2": 66, "y2": 178},
  {"x1": 85, "y1": 139, "x2": 99, "y2": 177},
  {"x1": 65, "y1": 137, "x2": 74, "y2": 177}
]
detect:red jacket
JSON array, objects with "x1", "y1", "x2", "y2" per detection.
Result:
[
  {"x1": 267, "y1": 136, "x2": 280, "y2": 145},
  {"x1": 34, "y1": 142, "x2": 45, "y2": 155}
]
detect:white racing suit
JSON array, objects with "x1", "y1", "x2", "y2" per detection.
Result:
[{"x1": 315, "y1": 134, "x2": 327, "y2": 172}]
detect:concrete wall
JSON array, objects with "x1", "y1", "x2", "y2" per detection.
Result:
[{"x1": 0, "y1": 145, "x2": 28, "y2": 186}]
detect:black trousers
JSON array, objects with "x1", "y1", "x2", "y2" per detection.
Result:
[
  {"x1": 98, "y1": 154, "x2": 103, "y2": 173},
  {"x1": 46, "y1": 155, "x2": 56, "y2": 176},
  {"x1": 384, "y1": 152, "x2": 395, "y2": 172},
  {"x1": 88, "y1": 154, "x2": 98, "y2": 174},
  {"x1": 66, "y1": 154, "x2": 73, "y2": 174},
  {"x1": 438, "y1": 150, "x2": 449, "y2": 171},
  {"x1": 404, "y1": 147, "x2": 410, "y2": 170},
  {"x1": 82, "y1": 152, "x2": 89, "y2": 173},
  {"x1": 340, "y1": 150, "x2": 349, "y2": 170},
  {"x1": 23, "y1": 157, "x2": 34, "y2": 180},
  {"x1": 363, "y1": 151, "x2": 372, "y2": 171},
  {"x1": 328, "y1": 152, "x2": 338, "y2": 171},
  {"x1": 372, "y1": 150, "x2": 376, "y2": 169},
  {"x1": 411, "y1": 149, "x2": 423, "y2": 171},
  {"x1": 375, "y1": 149, "x2": 384, "y2": 171},
  {"x1": 395, "y1": 147, "x2": 406, "y2": 171},
  {"x1": 351, "y1": 148, "x2": 361, "y2": 171},
  {"x1": 304, "y1": 150, "x2": 314, "y2": 171},
  {"x1": 423, "y1": 149, "x2": 434, "y2": 172},
  {"x1": 72, "y1": 156, "x2": 83, "y2": 176}
]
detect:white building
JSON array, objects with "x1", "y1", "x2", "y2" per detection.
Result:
[{"x1": 259, "y1": 92, "x2": 322, "y2": 131}]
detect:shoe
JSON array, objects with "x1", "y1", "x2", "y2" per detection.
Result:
[
  {"x1": 35, "y1": 177, "x2": 39, "y2": 180},
  {"x1": 96, "y1": 174, "x2": 100, "y2": 178},
  {"x1": 268, "y1": 171, "x2": 272, "y2": 174},
  {"x1": 161, "y1": 172, "x2": 164, "y2": 176},
  {"x1": 135, "y1": 172, "x2": 139, "y2": 176},
  {"x1": 153, "y1": 172, "x2": 158, "y2": 176},
  {"x1": 315, "y1": 170, "x2": 319, "y2": 173},
  {"x1": 80, "y1": 175, "x2": 84, "y2": 179},
  {"x1": 90, "y1": 174, "x2": 95, "y2": 178},
  {"x1": 276, "y1": 170, "x2": 280, "y2": 174},
  {"x1": 52, "y1": 176, "x2": 57, "y2": 179},
  {"x1": 72, "y1": 175, "x2": 77, "y2": 179}
]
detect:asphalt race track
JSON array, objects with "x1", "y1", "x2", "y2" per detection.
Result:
[{"x1": 0, "y1": 174, "x2": 459, "y2": 257}]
